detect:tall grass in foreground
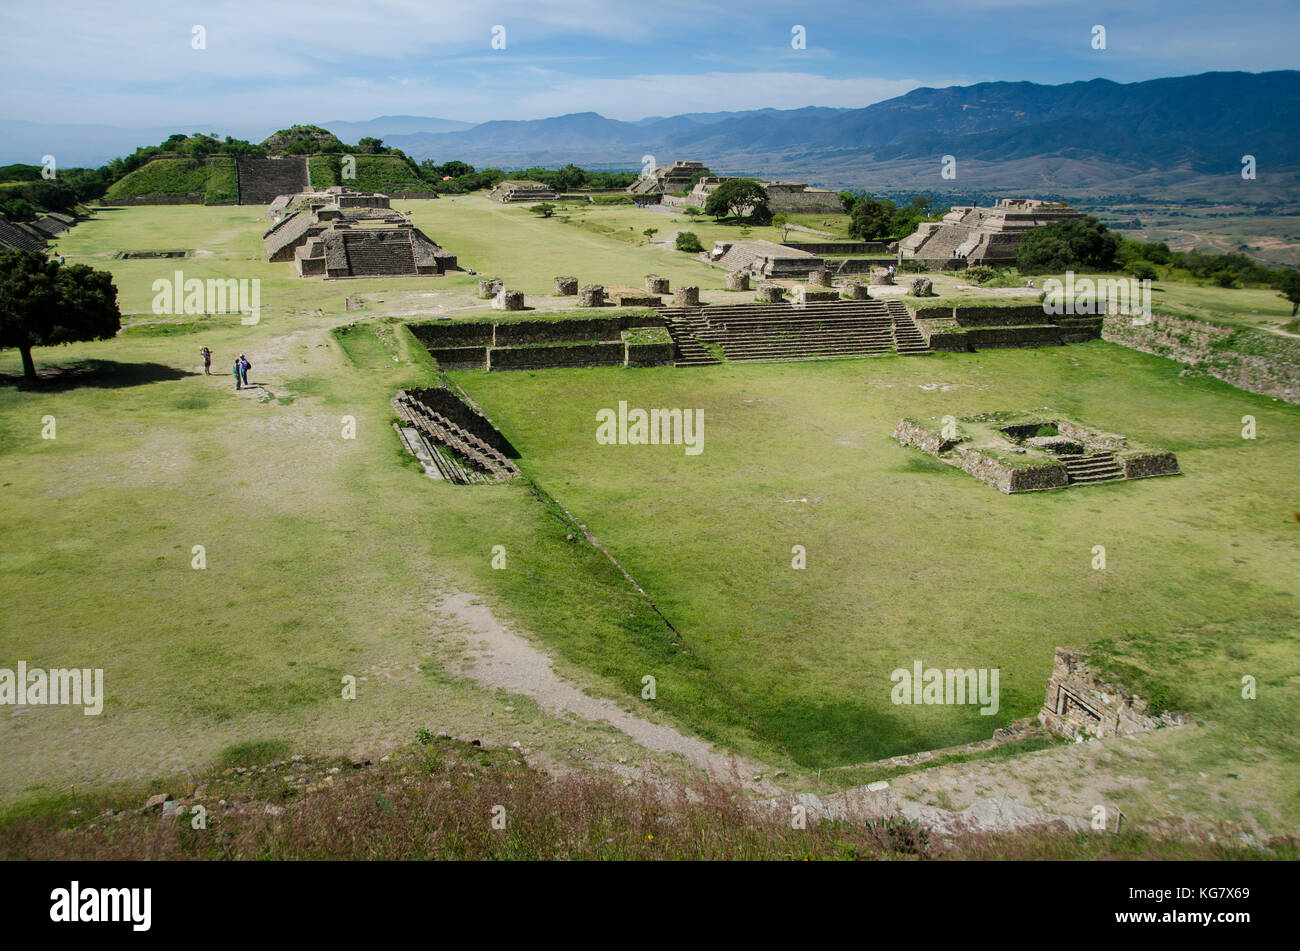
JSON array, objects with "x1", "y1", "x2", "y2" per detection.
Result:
[{"x1": 0, "y1": 740, "x2": 1285, "y2": 861}]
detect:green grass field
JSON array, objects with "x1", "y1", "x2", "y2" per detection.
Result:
[
  {"x1": 452, "y1": 348, "x2": 1300, "y2": 773},
  {"x1": 2, "y1": 202, "x2": 1297, "y2": 835}
]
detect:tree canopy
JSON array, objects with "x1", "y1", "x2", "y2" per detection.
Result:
[
  {"x1": 1016, "y1": 216, "x2": 1121, "y2": 272},
  {"x1": 0, "y1": 251, "x2": 121, "y2": 380},
  {"x1": 704, "y1": 179, "x2": 770, "y2": 220}
]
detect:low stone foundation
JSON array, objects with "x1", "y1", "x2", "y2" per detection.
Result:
[
  {"x1": 614, "y1": 293, "x2": 662, "y2": 307},
  {"x1": 492, "y1": 290, "x2": 525, "y2": 311},
  {"x1": 808, "y1": 269, "x2": 833, "y2": 287},
  {"x1": 842, "y1": 281, "x2": 871, "y2": 300},
  {"x1": 554, "y1": 276, "x2": 578, "y2": 295},
  {"x1": 756, "y1": 284, "x2": 785, "y2": 302},
  {"x1": 478, "y1": 278, "x2": 503, "y2": 299},
  {"x1": 673, "y1": 286, "x2": 700, "y2": 306},
  {"x1": 726, "y1": 271, "x2": 750, "y2": 291},
  {"x1": 578, "y1": 285, "x2": 606, "y2": 307},
  {"x1": 793, "y1": 286, "x2": 841, "y2": 304},
  {"x1": 645, "y1": 275, "x2": 670, "y2": 294}
]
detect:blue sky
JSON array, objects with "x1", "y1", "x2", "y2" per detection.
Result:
[{"x1": 2, "y1": 0, "x2": 1296, "y2": 132}]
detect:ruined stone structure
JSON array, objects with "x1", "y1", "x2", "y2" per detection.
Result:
[
  {"x1": 664, "y1": 177, "x2": 840, "y2": 215},
  {"x1": 673, "y1": 286, "x2": 700, "y2": 307},
  {"x1": 393, "y1": 386, "x2": 520, "y2": 484},
  {"x1": 808, "y1": 269, "x2": 833, "y2": 287},
  {"x1": 843, "y1": 280, "x2": 871, "y2": 300},
  {"x1": 660, "y1": 298, "x2": 928, "y2": 366},
  {"x1": 726, "y1": 271, "x2": 750, "y2": 291},
  {"x1": 479, "y1": 278, "x2": 504, "y2": 298},
  {"x1": 899, "y1": 198, "x2": 1084, "y2": 267},
  {"x1": 892, "y1": 411, "x2": 1181, "y2": 493},
  {"x1": 487, "y1": 180, "x2": 559, "y2": 203},
  {"x1": 755, "y1": 284, "x2": 785, "y2": 302},
  {"x1": 706, "y1": 239, "x2": 824, "y2": 279},
  {"x1": 627, "y1": 161, "x2": 710, "y2": 198},
  {"x1": 492, "y1": 289, "x2": 525, "y2": 311},
  {"x1": 266, "y1": 187, "x2": 392, "y2": 221},
  {"x1": 286, "y1": 223, "x2": 455, "y2": 279},
  {"x1": 554, "y1": 276, "x2": 578, "y2": 295},
  {"x1": 578, "y1": 285, "x2": 605, "y2": 307},
  {"x1": 1039, "y1": 648, "x2": 1175, "y2": 740},
  {"x1": 262, "y1": 196, "x2": 413, "y2": 264},
  {"x1": 645, "y1": 275, "x2": 670, "y2": 294},
  {"x1": 235, "y1": 156, "x2": 310, "y2": 205},
  {"x1": 0, "y1": 216, "x2": 50, "y2": 252}
]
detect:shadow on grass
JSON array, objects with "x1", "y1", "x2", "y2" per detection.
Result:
[{"x1": 0, "y1": 360, "x2": 197, "y2": 391}]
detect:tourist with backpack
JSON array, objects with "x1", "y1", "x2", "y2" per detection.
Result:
[{"x1": 238, "y1": 354, "x2": 251, "y2": 387}]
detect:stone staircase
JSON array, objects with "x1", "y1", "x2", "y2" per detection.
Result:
[
  {"x1": 660, "y1": 300, "x2": 899, "y2": 364},
  {"x1": 663, "y1": 312, "x2": 721, "y2": 366},
  {"x1": 887, "y1": 300, "x2": 930, "y2": 354},
  {"x1": 235, "y1": 156, "x2": 309, "y2": 205},
  {"x1": 343, "y1": 231, "x2": 416, "y2": 275},
  {"x1": 392, "y1": 393, "x2": 519, "y2": 484},
  {"x1": 1061, "y1": 452, "x2": 1123, "y2": 485}
]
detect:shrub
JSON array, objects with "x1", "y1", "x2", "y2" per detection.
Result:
[
  {"x1": 1127, "y1": 262, "x2": 1158, "y2": 282},
  {"x1": 675, "y1": 231, "x2": 705, "y2": 253},
  {"x1": 964, "y1": 265, "x2": 997, "y2": 285}
]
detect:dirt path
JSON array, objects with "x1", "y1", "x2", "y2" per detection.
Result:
[{"x1": 429, "y1": 591, "x2": 779, "y2": 792}]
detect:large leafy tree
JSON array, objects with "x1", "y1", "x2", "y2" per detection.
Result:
[
  {"x1": 705, "y1": 179, "x2": 769, "y2": 221},
  {"x1": 1275, "y1": 268, "x2": 1300, "y2": 316},
  {"x1": 848, "y1": 197, "x2": 895, "y2": 241},
  {"x1": 0, "y1": 251, "x2": 121, "y2": 381},
  {"x1": 1015, "y1": 216, "x2": 1121, "y2": 272}
]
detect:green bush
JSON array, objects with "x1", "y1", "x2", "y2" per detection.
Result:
[
  {"x1": 964, "y1": 265, "x2": 997, "y2": 285},
  {"x1": 675, "y1": 231, "x2": 705, "y2": 253}
]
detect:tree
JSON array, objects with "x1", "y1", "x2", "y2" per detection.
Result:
[
  {"x1": 643, "y1": 228, "x2": 658, "y2": 243},
  {"x1": 0, "y1": 251, "x2": 121, "y2": 381},
  {"x1": 1275, "y1": 269, "x2": 1300, "y2": 316},
  {"x1": 704, "y1": 179, "x2": 769, "y2": 221},
  {"x1": 683, "y1": 206, "x2": 703, "y2": 221},
  {"x1": 530, "y1": 202, "x2": 556, "y2": 218},
  {"x1": 675, "y1": 232, "x2": 705, "y2": 253},
  {"x1": 772, "y1": 214, "x2": 791, "y2": 241},
  {"x1": 848, "y1": 198, "x2": 895, "y2": 241},
  {"x1": 1015, "y1": 216, "x2": 1120, "y2": 273},
  {"x1": 356, "y1": 137, "x2": 385, "y2": 154}
]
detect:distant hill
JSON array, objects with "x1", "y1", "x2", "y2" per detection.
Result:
[
  {"x1": 384, "y1": 71, "x2": 1300, "y2": 198},
  {"x1": 7, "y1": 70, "x2": 1297, "y2": 199}
]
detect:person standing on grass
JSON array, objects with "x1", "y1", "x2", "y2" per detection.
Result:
[
  {"x1": 200, "y1": 346, "x2": 212, "y2": 375},
  {"x1": 233, "y1": 358, "x2": 242, "y2": 390},
  {"x1": 238, "y1": 354, "x2": 251, "y2": 387}
]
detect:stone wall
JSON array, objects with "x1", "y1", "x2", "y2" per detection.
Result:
[
  {"x1": 489, "y1": 342, "x2": 626, "y2": 371},
  {"x1": 962, "y1": 326, "x2": 1063, "y2": 348},
  {"x1": 408, "y1": 322, "x2": 494, "y2": 348},
  {"x1": 781, "y1": 241, "x2": 890, "y2": 255},
  {"x1": 645, "y1": 275, "x2": 670, "y2": 294},
  {"x1": 1039, "y1": 647, "x2": 1168, "y2": 740},
  {"x1": 1122, "y1": 451, "x2": 1182, "y2": 480},
  {"x1": 554, "y1": 277, "x2": 578, "y2": 295},
  {"x1": 953, "y1": 305, "x2": 1050, "y2": 327},
  {"x1": 494, "y1": 317, "x2": 623, "y2": 345},
  {"x1": 1102, "y1": 312, "x2": 1300, "y2": 405},
  {"x1": 426, "y1": 346, "x2": 489, "y2": 369}
]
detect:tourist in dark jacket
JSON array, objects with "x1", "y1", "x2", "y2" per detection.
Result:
[
  {"x1": 238, "y1": 354, "x2": 251, "y2": 387},
  {"x1": 233, "y1": 359, "x2": 242, "y2": 390},
  {"x1": 200, "y1": 346, "x2": 212, "y2": 375}
]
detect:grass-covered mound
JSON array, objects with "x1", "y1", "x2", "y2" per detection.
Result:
[
  {"x1": 204, "y1": 156, "x2": 238, "y2": 204},
  {"x1": 103, "y1": 157, "x2": 213, "y2": 202},
  {"x1": 308, "y1": 154, "x2": 428, "y2": 194}
]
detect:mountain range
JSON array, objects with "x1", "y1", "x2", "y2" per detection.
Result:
[{"x1": 3, "y1": 71, "x2": 1296, "y2": 198}]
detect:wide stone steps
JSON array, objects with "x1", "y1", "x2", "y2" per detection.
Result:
[
  {"x1": 236, "y1": 157, "x2": 309, "y2": 205},
  {"x1": 344, "y1": 238, "x2": 416, "y2": 275},
  {"x1": 1062, "y1": 453, "x2": 1123, "y2": 484},
  {"x1": 393, "y1": 396, "x2": 518, "y2": 483}
]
